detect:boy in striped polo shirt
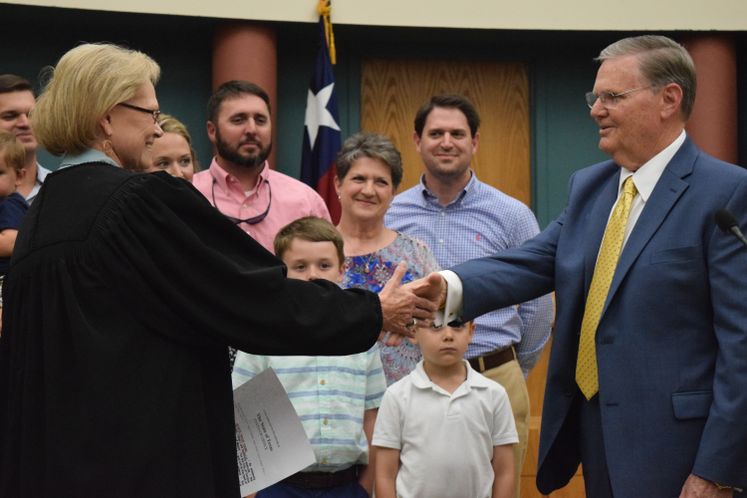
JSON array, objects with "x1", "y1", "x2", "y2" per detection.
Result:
[{"x1": 232, "y1": 216, "x2": 386, "y2": 497}]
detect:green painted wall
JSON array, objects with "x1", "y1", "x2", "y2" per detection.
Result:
[{"x1": 530, "y1": 39, "x2": 611, "y2": 226}]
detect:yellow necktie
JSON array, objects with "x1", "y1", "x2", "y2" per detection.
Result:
[{"x1": 576, "y1": 176, "x2": 638, "y2": 400}]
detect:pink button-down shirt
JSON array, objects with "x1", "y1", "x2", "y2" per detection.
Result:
[{"x1": 193, "y1": 159, "x2": 331, "y2": 252}]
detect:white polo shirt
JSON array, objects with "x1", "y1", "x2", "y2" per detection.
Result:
[{"x1": 372, "y1": 360, "x2": 518, "y2": 498}]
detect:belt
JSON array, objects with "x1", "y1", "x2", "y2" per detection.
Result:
[
  {"x1": 281, "y1": 465, "x2": 359, "y2": 489},
  {"x1": 468, "y1": 346, "x2": 515, "y2": 373}
]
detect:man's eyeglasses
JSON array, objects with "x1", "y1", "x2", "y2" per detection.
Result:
[
  {"x1": 117, "y1": 102, "x2": 161, "y2": 124},
  {"x1": 585, "y1": 86, "x2": 653, "y2": 109},
  {"x1": 211, "y1": 178, "x2": 272, "y2": 225}
]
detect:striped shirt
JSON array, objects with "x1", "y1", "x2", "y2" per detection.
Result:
[
  {"x1": 385, "y1": 172, "x2": 554, "y2": 373},
  {"x1": 232, "y1": 346, "x2": 386, "y2": 471}
]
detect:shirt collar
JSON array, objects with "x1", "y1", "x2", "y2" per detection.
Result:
[
  {"x1": 59, "y1": 149, "x2": 120, "y2": 169},
  {"x1": 36, "y1": 163, "x2": 50, "y2": 184},
  {"x1": 209, "y1": 158, "x2": 269, "y2": 193},
  {"x1": 25, "y1": 163, "x2": 51, "y2": 203},
  {"x1": 419, "y1": 170, "x2": 476, "y2": 207},
  {"x1": 410, "y1": 359, "x2": 491, "y2": 392},
  {"x1": 620, "y1": 130, "x2": 686, "y2": 202},
  {"x1": 410, "y1": 360, "x2": 432, "y2": 388}
]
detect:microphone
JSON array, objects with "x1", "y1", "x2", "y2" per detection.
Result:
[{"x1": 715, "y1": 209, "x2": 747, "y2": 247}]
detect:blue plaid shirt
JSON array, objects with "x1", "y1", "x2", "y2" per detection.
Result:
[{"x1": 385, "y1": 173, "x2": 553, "y2": 374}]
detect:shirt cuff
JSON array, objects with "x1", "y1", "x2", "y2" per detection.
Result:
[{"x1": 436, "y1": 270, "x2": 463, "y2": 327}]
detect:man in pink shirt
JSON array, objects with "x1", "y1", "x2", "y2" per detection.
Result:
[{"x1": 193, "y1": 80, "x2": 330, "y2": 252}]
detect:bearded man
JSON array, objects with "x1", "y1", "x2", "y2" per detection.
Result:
[{"x1": 193, "y1": 80, "x2": 330, "y2": 252}]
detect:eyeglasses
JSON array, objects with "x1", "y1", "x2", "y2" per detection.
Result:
[
  {"x1": 211, "y1": 178, "x2": 272, "y2": 225},
  {"x1": 117, "y1": 102, "x2": 161, "y2": 124},
  {"x1": 585, "y1": 86, "x2": 653, "y2": 109}
]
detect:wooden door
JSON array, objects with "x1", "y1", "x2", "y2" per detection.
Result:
[
  {"x1": 360, "y1": 59, "x2": 585, "y2": 498},
  {"x1": 360, "y1": 59, "x2": 531, "y2": 205}
]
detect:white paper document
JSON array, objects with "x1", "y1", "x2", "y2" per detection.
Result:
[{"x1": 233, "y1": 367, "x2": 316, "y2": 496}]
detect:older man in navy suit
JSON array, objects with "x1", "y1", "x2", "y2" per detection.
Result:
[{"x1": 417, "y1": 35, "x2": 747, "y2": 497}]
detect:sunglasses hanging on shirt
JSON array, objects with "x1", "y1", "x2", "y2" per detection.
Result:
[{"x1": 210, "y1": 178, "x2": 272, "y2": 225}]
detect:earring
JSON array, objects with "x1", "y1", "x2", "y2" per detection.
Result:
[{"x1": 101, "y1": 139, "x2": 115, "y2": 158}]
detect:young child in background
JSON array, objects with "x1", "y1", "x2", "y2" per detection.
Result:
[
  {"x1": 373, "y1": 319, "x2": 518, "y2": 498},
  {"x1": 0, "y1": 131, "x2": 28, "y2": 278},
  {"x1": 0, "y1": 131, "x2": 28, "y2": 327},
  {"x1": 232, "y1": 216, "x2": 386, "y2": 497}
]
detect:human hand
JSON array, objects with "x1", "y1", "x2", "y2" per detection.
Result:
[
  {"x1": 404, "y1": 271, "x2": 447, "y2": 311},
  {"x1": 679, "y1": 474, "x2": 734, "y2": 498},
  {"x1": 379, "y1": 262, "x2": 438, "y2": 338}
]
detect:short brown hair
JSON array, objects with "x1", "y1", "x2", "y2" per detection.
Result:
[
  {"x1": 0, "y1": 131, "x2": 26, "y2": 173},
  {"x1": 336, "y1": 132, "x2": 403, "y2": 189},
  {"x1": 207, "y1": 80, "x2": 271, "y2": 123},
  {"x1": 273, "y1": 216, "x2": 344, "y2": 266},
  {"x1": 414, "y1": 94, "x2": 480, "y2": 138},
  {"x1": 0, "y1": 74, "x2": 32, "y2": 95}
]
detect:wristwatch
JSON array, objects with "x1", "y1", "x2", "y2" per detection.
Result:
[{"x1": 714, "y1": 481, "x2": 743, "y2": 492}]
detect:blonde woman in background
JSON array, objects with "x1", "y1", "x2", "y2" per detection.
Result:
[{"x1": 147, "y1": 113, "x2": 199, "y2": 180}]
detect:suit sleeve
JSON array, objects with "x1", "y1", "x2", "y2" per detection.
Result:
[
  {"x1": 450, "y1": 171, "x2": 581, "y2": 322},
  {"x1": 506, "y1": 204, "x2": 555, "y2": 374},
  {"x1": 452, "y1": 210, "x2": 562, "y2": 322}
]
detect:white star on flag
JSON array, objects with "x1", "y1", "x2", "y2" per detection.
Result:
[{"x1": 304, "y1": 82, "x2": 341, "y2": 149}]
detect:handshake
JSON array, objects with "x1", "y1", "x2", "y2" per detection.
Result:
[{"x1": 377, "y1": 262, "x2": 449, "y2": 345}]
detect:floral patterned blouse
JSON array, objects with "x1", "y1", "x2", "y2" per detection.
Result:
[{"x1": 343, "y1": 232, "x2": 440, "y2": 385}]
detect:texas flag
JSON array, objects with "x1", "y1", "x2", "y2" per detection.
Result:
[{"x1": 300, "y1": 10, "x2": 342, "y2": 223}]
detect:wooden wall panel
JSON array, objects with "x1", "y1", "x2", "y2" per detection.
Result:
[{"x1": 360, "y1": 59, "x2": 531, "y2": 205}]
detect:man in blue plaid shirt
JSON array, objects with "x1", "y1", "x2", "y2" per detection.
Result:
[{"x1": 385, "y1": 94, "x2": 554, "y2": 498}]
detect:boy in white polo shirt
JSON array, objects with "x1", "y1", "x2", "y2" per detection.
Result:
[{"x1": 373, "y1": 318, "x2": 517, "y2": 498}]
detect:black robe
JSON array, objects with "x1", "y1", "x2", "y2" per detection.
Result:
[{"x1": 0, "y1": 162, "x2": 381, "y2": 497}]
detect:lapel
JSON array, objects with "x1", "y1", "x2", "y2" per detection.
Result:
[
  {"x1": 583, "y1": 172, "x2": 619, "y2": 292},
  {"x1": 603, "y1": 138, "x2": 697, "y2": 310}
]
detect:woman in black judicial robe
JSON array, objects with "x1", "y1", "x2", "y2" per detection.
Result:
[{"x1": 0, "y1": 43, "x2": 433, "y2": 498}]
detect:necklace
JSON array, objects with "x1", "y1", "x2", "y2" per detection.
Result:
[
  {"x1": 361, "y1": 252, "x2": 379, "y2": 274},
  {"x1": 343, "y1": 229, "x2": 394, "y2": 277},
  {"x1": 348, "y1": 252, "x2": 379, "y2": 275}
]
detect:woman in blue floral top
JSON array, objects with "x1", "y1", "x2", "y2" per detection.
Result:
[{"x1": 335, "y1": 132, "x2": 440, "y2": 385}]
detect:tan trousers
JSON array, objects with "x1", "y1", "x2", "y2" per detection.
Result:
[{"x1": 482, "y1": 358, "x2": 529, "y2": 498}]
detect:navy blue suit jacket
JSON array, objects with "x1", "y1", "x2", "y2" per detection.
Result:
[{"x1": 452, "y1": 138, "x2": 747, "y2": 497}]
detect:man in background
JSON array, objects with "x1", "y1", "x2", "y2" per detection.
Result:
[
  {"x1": 193, "y1": 80, "x2": 330, "y2": 253},
  {"x1": 0, "y1": 75, "x2": 50, "y2": 203}
]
